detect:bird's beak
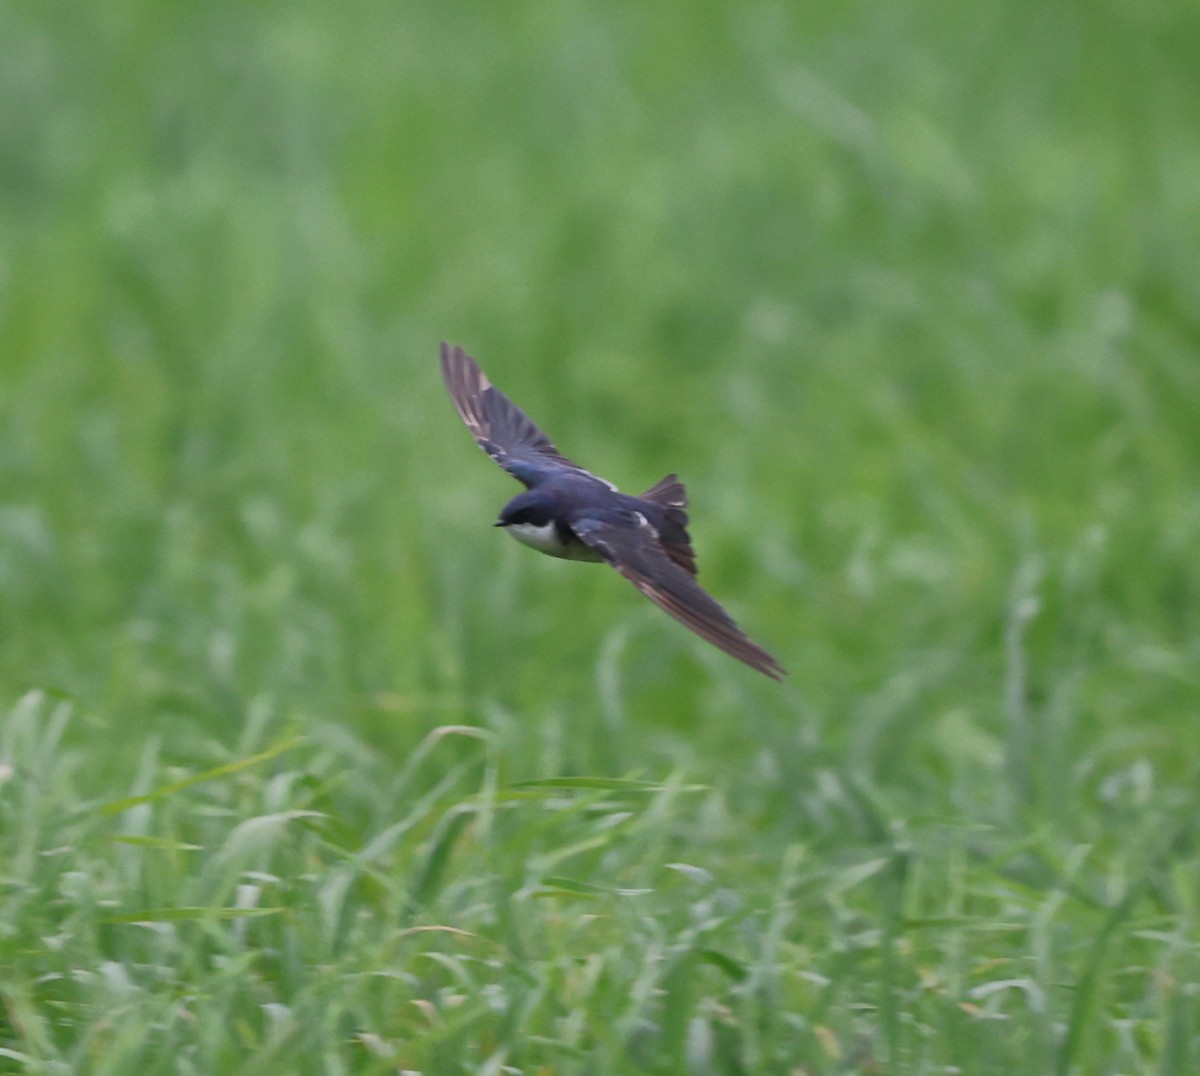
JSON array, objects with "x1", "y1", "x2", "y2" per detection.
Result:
[{"x1": 493, "y1": 520, "x2": 507, "y2": 527}]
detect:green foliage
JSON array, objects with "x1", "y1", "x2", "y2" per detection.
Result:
[{"x1": 3, "y1": 0, "x2": 1199, "y2": 1071}]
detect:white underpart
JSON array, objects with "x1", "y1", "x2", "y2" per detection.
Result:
[
  {"x1": 505, "y1": 521, "x2": 603, "y2": 562},
  {"x1": 506, "y1": 521, "x2": 564, "y2": 556}
]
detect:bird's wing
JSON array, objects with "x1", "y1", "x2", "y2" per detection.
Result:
[
  {"x1": 571, "y1": 512, "x2": 786, "y2": 680},
  {"x1": 441, "y1": 343, "x2": 587, "y2": 488}
]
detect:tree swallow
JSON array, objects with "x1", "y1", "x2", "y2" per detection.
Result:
[{"x1": 441, "y1": 344, "x2": 786, "y2": 680}]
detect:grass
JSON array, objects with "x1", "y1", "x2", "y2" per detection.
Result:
[{"x1": 2, "y1": 0, "x2": 1200, "y2": 1071}]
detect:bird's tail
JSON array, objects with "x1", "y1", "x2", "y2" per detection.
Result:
[
  {"x1": 640, "y1": 473, "x2": 688, "y2": 510},
  {"x1": 640, "y1": 474, "x2": 697, "y2": 575}
]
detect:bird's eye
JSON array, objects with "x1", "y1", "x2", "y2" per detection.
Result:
[{"x1": 504, "y1": 502, "x2": 552, "y2": 527}]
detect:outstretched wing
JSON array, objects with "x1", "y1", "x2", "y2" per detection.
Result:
[
  {"x1": 441, "y1": 343, "x2": 584, "y2": 488},
  {"x1": 572, "y1": 513, "x2": 786, "y2": 680}
]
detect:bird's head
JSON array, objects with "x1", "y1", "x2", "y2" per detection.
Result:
[{"x1": 495, "y1": 488, "x2": 558, "y2": 529}]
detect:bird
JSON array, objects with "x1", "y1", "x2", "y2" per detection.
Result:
[{"x1": 441, "y1": 343, "x2": 786, "y2": 680}]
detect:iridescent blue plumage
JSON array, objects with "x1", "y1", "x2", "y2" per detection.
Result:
[{"x1": 441, "y1": 343, "x2": 784, "y2": 679}]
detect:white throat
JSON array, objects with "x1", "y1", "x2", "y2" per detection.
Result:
[
  {"x1": 505, "y1": 521, "x2": 565, "y2": 556},
  {"x1": 504, "y1": 521, "x2": 603, "y2": 562}
]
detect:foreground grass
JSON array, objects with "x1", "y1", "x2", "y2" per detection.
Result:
[
  {"x1": 5, "y1": 689, "x2": 1198, "y2": 1073},
  {"x1": 3, "y1": 0, "x2": 1200, "y2": 1071}
]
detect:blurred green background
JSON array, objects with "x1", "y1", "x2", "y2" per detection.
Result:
[{"x1": 2, "y1": 0, "x2": 1199, "y2": 1071}]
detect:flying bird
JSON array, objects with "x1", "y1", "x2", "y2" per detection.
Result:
[{"x1": 441, "y1": 343, "x2": 785, "y2": 680}]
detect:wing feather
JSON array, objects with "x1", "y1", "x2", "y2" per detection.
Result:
[
  {"x1": 441, "y1": 343, "x2": 582, "y2": 487},
  {"x1": 572, "y1": 514, "x2": 785, "y2": 680}
]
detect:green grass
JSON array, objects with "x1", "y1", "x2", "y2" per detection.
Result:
[{"x1": 3, "y1": 0, "x2": 1200, "y2": 1071}]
